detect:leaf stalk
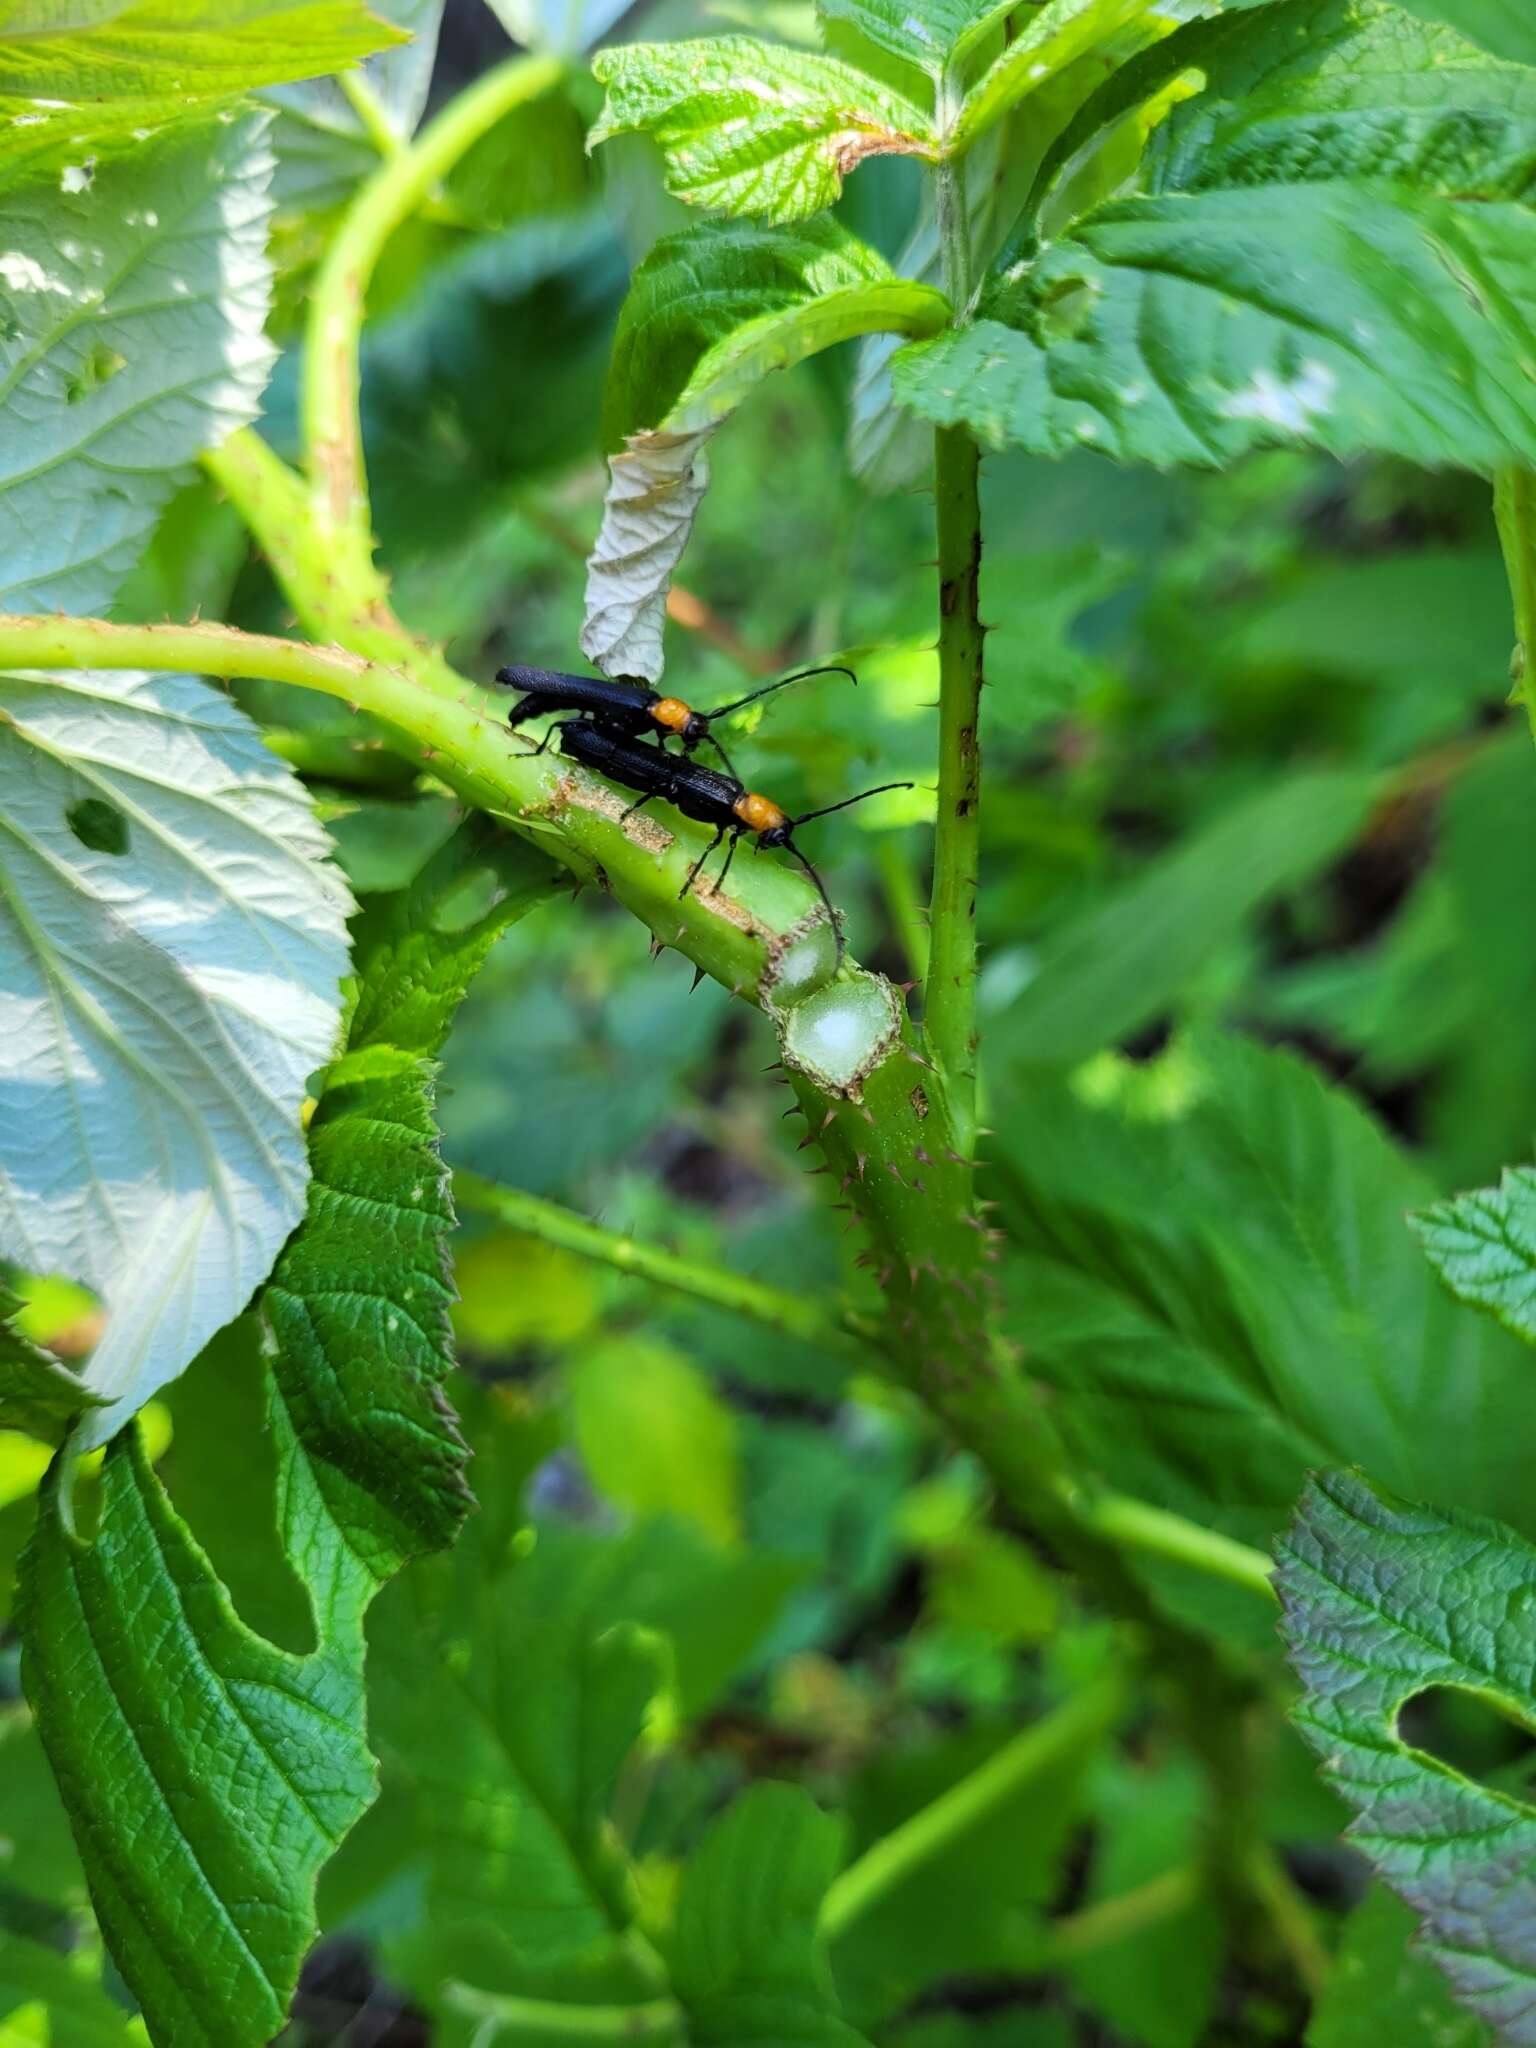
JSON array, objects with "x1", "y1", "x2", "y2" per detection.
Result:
[{"x1": 820, "y1": 1664, "x2": 1128, "y2": 1942}]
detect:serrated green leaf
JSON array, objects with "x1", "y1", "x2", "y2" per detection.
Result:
[
  {"x1": 673, "y1": 1783, "x2": 868, "y2": 2047},
  {"x1": 584, "y1": 218, "x2": 946, "y2": 678},
  {"x1": 814, "y1": 0, "x2": 1002, "y2": 80},
  {"x1": 0, "y1": 115, "x2": 276, "y2": 613},
  {"x1": 371, "y1": 1529, "x2": 671, "y2": 2007},
  {"x1": 263, "y1": 820, "x2": 555, "y2": 1579},
  {"x1": 994, "y1": 1033, "x2": 1536, "y2": 1568},
  {"x1": 0, "y1": 1286, "x2": 105, "y2": 1446},
  {"x1": 995, "y1": 767, "x2": 1381, "y2": 1064},
  {"x1": 901, "y1": 0, "x2": 1536, "y2": 470},
  {"x1": 1413, "y1": 1168, "x2": 1536, "y2": 1348},
  {"x1": 601, "y1": 215, "x2": 935, "y2": 446},
  {"x1": 1031, "y1": 0, "x2": 1536, "y2": 219},
  {"x1": 0, "y1": 0, "x2": 401, "y2": 178},
  {"x1": 19, "y1": 1425, "x2": 378, "y2": 2047},
  {"x1": 952, "y1": 0, "x2": 1207, "y2": 156},
  {"x1": 1308, "y1": 1886, "x2": 1492, "y2": 2048},
  {"x1": 1277, "y1": 1473, "x2": 1536, "y2": 2044},
  {"x1": 1141, "y1": 0, "x2": 1536, "y2": 196},
  {"x1": 16, "y1": 823, "x2": 551, "y2": 2047},
  {"x1": 589, "y1": 39, "x2": 933, "y2": 224},
  {"x1": 0, "y1": 669, "x2": 353, "y2": 1447},
  {"x1": 897, "y1": 187, "x2": 1536, "y2": 470}
]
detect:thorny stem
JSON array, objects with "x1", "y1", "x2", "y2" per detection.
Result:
[
  {"x1": 923, "y1": 69, "x2": 986, "y2": 1160},
  {"x1": 0, "y1": 602, "x2": 826, "y2": 1003},
  {"x1": 927, "y1": 423, "x2": 986, "y2": 1162},
  {"x1": 1493, "y1": 465, "x2": 1536, "y2": 748},
  {"x1": 304, "y1": 51, "x2": 563, "y2": 535},
  {"x1": 455, "y1": 1168, "x2": 1278, "y2": 1603},
  {"x1": 820, "y1": 1665, "x2": 1128, "y2": 1942}
]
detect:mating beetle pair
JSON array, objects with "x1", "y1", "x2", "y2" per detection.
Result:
[{"x1": 493, "y1": 663, "x2": 906, "y2": 962}]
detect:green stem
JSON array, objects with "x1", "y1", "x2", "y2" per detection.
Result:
[
  {"x1": 1044, "y1": 1865, "x2": 1201, "y2": 1964},
  {"x1": 0, "y1": 601, "x2": 826, "y2": 1004},
  {"x1": 1058, "y1": 1483, "x2": 1276, "y2": 1603},
  {"x1": 876, "y1": 832, "x2": 930, "y2": 985},
  {"x1": 452, "y1": 1170, "x2": 875, "y2": 1357},
  {"x1": 337, "y1": 67, "x2": 406, "y2": 160},
  {"x1": 935, "y1": 70, "x2": 973, "y2": 311},
  {"x1": 442, "y1": 1985, "x2": 683, "y2": 2043},
  {"x1": 926, "y1": 422, "x2": 985, "y2": 1161},
  {"x1": 1245, "y1": 1842, "x2": 1331, "y2": 2001},
  {"x1": 819, "y1": 1666, "x2": 1126, "y2": 1943},
  {"x1": 1493, "y1": 465, "x2": 1536, "y2": 747},
  {"x1": 304, "y1": 51, "x2": 563, "y2": 533}
]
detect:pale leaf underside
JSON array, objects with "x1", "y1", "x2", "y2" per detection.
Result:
[
  {"x1": 0, "y1": 113, "x2": 277, "y2": 614},
  {"x1": 0, "y1": 668, "x2": 353, "y2": 1446}
]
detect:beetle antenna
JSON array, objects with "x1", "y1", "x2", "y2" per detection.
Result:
[
  {"x1": 704, "y1": 664, "x2": 856, "y2": 723},
  {"x1": 782, "y1": 840, "x2": 845, "y2": 968},
  {"x1": 790, "y1": 780, "x2": 912, "y2": 827},
  {"x1": 704, "y1": 730, "x2": 742, "y2": 782}
]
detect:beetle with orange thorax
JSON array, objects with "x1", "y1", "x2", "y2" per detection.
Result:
[
  {"x1": 554, "y1": 717, "x2": 908, "y2": 969},
  {"x1": 493, "y1": 661, "x2": 854, "y2": 780}
]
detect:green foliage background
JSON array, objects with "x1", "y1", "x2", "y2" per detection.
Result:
[{"x1": 4, "y1": 0, "x2": 1536, "y2": 2044}]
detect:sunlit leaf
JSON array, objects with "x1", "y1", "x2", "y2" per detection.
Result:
[
  {"x1": 0, "y1": 115, "x2": 276, "y2": 614},
  {"x1": 0, "y1": 0, "x2": 401, "y2": 177},
  {"x1": 952, "y1": 0, "x2": 1208, "y2": 155},
  {"x1": 0, "y1": 668, "x2": 353, "y2": 1446},
  {"x1": 590, "y1": 38, "x2": 933, "y2": 224},
  {"x1": 16, "y1": 825, "x2": 551, "y2": 2046},
  {"x1": 897, "y1": 0, "x2": 1536, "y2": 470}
]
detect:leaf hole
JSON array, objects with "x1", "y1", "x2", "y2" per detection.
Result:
[
  {"x1": 1396, "y1": 1684, "x2": 1536, "y2": 1801},
  {"x1": 65, "y1": 797, "x2": 129, "y2": 856},
  {"x1": 64, "y1": 341, "x2": 126, "y2": 404}
]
